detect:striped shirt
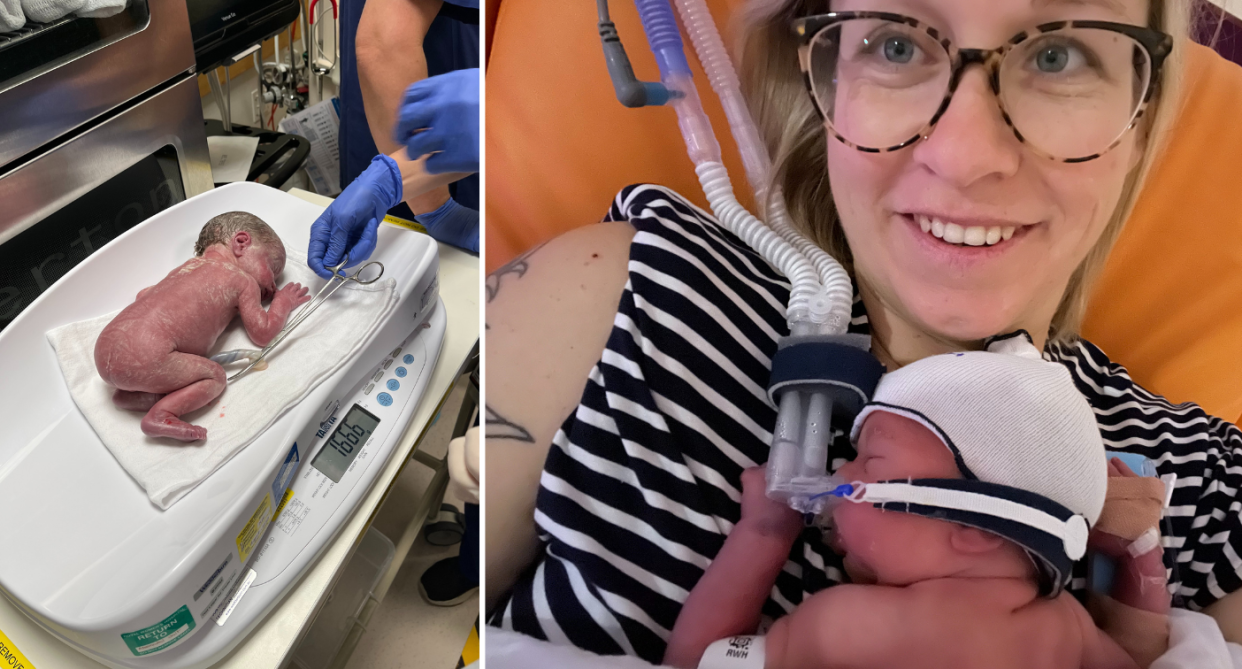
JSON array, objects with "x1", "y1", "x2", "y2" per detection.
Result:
[{"x1": 491, "y1": 185, "x2": 1242, "y2": 663}]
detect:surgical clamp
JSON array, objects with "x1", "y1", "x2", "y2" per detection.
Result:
[{"x1": 228, "y1": 254, "x2": 385, "y2": 382}]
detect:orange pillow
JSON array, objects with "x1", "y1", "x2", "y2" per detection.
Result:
[
  {"x1": 487, "y1": 5, "x2": 1242, "y2": 422},
  {"x1": 1082, "y1": 42, "x2": 1242, "y2": 423},
  {"x1": 484, "y1": 0, "x2": 749, "y2": 273}
]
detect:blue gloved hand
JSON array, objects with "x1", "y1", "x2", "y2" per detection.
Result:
[
  {"x1": 395, "y1": 68, "x2": 480, "y2": 175},
  {"x1": 307, "y1": 155, "x2": 403, "y2": 279},
  {"x1": 416, "y1": 197, "x2": 478, "y2": 253}
]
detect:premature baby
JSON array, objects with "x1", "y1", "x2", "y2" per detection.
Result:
[
  {"x1": 665, "y1": 336, "x2": 1169, "y2": 669},
  {"x1": 94, "y1": 212, "x2": 310, "y2": 442}
]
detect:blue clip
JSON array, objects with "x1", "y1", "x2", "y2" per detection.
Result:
[{"x1": 808, "y1": 483, "x2": 856, "y2": 502}]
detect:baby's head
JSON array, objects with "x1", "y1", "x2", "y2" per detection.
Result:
[
  {"x1": 196, "y1": 212, "x2": 286, "y2": 299},
  {"x1": 830, "y1": 333, "x2": 1107, "y2": 596}
]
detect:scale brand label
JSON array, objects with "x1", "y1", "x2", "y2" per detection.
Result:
[
  {"x1": 120, "y1": 606, "x2": 196, "y2": 657},
  {"x1": 0, "y1": 627, "x2": 33, "y2": 669},
  {"x1": 236, "y1": 493, "x2": 274, "y2": 563}
]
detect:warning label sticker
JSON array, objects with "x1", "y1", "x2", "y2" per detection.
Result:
[
  {"x1": 120, "y1": 605, "x2": 196, "y2": 657},
  {"x1": 236, "y1": 493, "x2": 274, "y2": 563},
  {"x1": 0, "y1": 627, "x2": 34, "y2": 669}
]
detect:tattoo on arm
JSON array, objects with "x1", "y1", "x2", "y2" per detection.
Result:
[
  {"x1": 486, "y1": 406, "x2": 535, "y2": 443},
  {"x1": 486, "y1": 241, "x2": 548, "y2": 303}
]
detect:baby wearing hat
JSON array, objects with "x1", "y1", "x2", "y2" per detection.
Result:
[{"x1": 663, "y1": 335, "x2": 1168, "y2": 669}]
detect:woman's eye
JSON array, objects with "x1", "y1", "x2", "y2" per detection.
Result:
[
  {"x1": 1030, "y1": 42, "x2": 1087, "y2": 74},
  {"x1": 883, "y1": 36, "x2": 916, "y2": 64}
]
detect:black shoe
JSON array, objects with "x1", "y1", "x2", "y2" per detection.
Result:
[{"x1": 419, "y1": 556, "x2": 478, "y2": 607}]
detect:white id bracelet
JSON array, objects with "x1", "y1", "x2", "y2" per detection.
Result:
[{"x1": 697, "y1": 636, "x2": 765, "y2": 669}]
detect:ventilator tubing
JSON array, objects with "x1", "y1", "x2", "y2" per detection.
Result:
[{"x1": 634, "y1": 0, "x2": 863, "y2": 509}]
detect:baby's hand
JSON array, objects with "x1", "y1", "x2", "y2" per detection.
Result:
[
  {"x1": 272, "y1": 283, "x2": 311, "y2": 311},
  {"x1": 739, "y1": 467, "x2": 803, "y2": 540}
]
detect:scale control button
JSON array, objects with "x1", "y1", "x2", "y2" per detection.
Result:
[
  {"x1": 382, "y1": 359, "x2": 392, "y2": 370},
  {"x1": 403, "y1": 354, "x2": 414, "y2": 364},
  {"x1": 364, "y1": 383, "x2": 374, "y2": 395},
  {"x1": 377, "y1": 392, "x2": 393, "y2": 407},
  {"x1": 386, "y1": 379, "x2": 400, "y2": 391},
  {"x1": 391, "y1": 347, "x2": 402, "y2": 357},
  {"x1": 395, "y1": 366, "x2": 407, "y2": 378},
  {"x1": 372, "y1": 370, "x2": 383, "y2": 383}
]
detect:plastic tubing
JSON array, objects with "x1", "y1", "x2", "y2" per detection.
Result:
[{"x1": 671, "y1": 0, "x2": 854, "y2": 334}]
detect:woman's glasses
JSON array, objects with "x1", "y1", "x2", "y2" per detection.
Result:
[{"x1": 792, "y1": 12, "x2": 1173, "y2": 163}]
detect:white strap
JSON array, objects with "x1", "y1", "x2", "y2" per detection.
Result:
[
  {"x1": 860, "y1": 482, "x2": 1089, "y2": 560},
  {"x1": 698, "y1": 636, "x2": 765, "y2": 669}
]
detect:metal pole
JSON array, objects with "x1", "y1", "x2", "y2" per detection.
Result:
[{"x1": 208, "y1": 69, "x2": 232, "y2": 133}]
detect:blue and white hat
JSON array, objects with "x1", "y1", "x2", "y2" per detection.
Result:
[{"x1": 847, "y1": 332, "x2": 1107, "y2": 596}]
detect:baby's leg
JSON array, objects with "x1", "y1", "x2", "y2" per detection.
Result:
[
  {"x1": 140, "y1": 353, "x2": 226, "y2": 442},
  {"x1": 112, "y1": 390, "x2": 165, "y2": 412}
]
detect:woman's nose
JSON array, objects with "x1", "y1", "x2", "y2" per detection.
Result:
[{"x1": 910, "y1": 67, "x2": 1022, "y2": 187}]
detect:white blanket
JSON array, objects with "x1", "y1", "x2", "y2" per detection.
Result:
[
  {"x1": 48, "y1": 253, "x2": 396, "y2": 509},
  {"x1": 20, "y1": 0, "x2": 126, "y2": 22}
]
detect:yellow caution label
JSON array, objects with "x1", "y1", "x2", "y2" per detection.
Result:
[
  {"x1": 236, "y1": 493, "x2": 273, "y2": 562},
  {"x1": 273, "y1": 488, "x2": 294, "y2": 520},
  {"x1": 381, "y1": 214, "x2": 427, "y2": 234},
  {"x1": 459, "y1": 624, "x2": 479, "y2": 666},
  {"x1": 0, "y1": 627, "x2": 34, "y2": 669}
]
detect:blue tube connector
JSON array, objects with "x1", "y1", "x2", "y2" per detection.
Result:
[{"x1": 635, "y1": 0, "x2": 692, "y2": 79}]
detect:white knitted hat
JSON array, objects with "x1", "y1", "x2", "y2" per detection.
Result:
[{"x1": 847, "y1": 332, "x2": 1107, "y2": 594}]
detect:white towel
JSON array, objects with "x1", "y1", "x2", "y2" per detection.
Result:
[
  {"x1": 1, "y1": 0, "x2": 24, "y2": 30},
  {"x1": 47, "y1": 253, "x2": 397, "y2": 509},
  {"x1": 21, "y1": 0, "x2": 125, "y2": 22}
]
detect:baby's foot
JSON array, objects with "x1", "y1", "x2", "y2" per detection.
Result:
[
  {"x1": 112, "y1": 389, "x2": 165, "y2": 412},
  {"x1": 141, "y1": 410, "x2": 208, "y2": 442}
]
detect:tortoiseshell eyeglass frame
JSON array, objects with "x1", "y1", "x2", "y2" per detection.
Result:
[{"x1": 791, "y1": 12, "x2": 1173, "y2": 163}]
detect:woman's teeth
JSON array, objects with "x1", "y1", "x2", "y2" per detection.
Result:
[{"x1": 915, "y1": 214, "x2": 1015, "y2": 247}]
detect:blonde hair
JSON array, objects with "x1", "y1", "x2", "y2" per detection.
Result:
[{"x1": 738, "y1": 0, "x2": 1191, "y2": 344}]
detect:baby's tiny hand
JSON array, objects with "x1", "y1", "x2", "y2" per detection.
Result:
[
  {"x1": 273, "y1": 283, "x2": 311, "y2": 310},
  {"x1": 739, "y1": 467, "x2": 803, "y2": 539}
]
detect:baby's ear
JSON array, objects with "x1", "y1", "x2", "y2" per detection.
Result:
[
  {"x1": 948, "y1": 526, "x2": 1005, "y2": 554},
  {"x1": 230, "y1": 230, "x2": 253, "y2": 257}
]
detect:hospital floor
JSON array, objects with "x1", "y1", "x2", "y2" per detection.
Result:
[{"x1": 283, "y1": 377, "x2": 479, "y2": 669}]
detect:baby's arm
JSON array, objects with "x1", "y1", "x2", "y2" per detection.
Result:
[
  {"x1": 237, "y1": 279, "x2": 310, "y2": 347},
  {"x1": 1075, "y1": 599, "x2": 1142, "y2": 669},
  {"x1": 663, "y1": 468, "x2": 802, "y2": 669}
]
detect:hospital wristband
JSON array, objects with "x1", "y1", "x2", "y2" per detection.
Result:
[{"x1": 698, "y1": 635, "x2": 765, "y2": 669}]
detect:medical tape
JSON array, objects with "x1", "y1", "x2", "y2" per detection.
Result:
[{"x1": 1128, "y1": 527, "x2": 1162, "y2": 558}]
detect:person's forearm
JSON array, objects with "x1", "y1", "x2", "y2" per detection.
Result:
[
  {"x1": 357, "y1": 0, "x2": 450, "y2": 213},
  {"x1": 391, "y1": 149, "x2": 467, "y2": 208},
  {"x1": 663, "y1": 522, "x2": 796, "y2": 669}
]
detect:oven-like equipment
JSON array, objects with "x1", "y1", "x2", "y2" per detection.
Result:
[{"x1": 0, "y1": 0, "x2": 213, "y2": 333}]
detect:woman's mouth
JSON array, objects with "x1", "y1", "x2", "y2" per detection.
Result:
[
  {"x1": 898, "y1": 213, "x2": 1039, "y2": 261},
  {"x1": 913, "y1": 213, "x2": 1015, "y2": 247}
]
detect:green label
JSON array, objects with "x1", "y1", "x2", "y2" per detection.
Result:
[{"x1": 121, "y1": 605, "x2": 196, "y2": 656}]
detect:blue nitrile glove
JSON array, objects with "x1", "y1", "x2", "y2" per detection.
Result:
[
  {"x1": 395, "y1": 68, "x2": 480, "y2": 175},
  {"x1": 416, "y1": 197, "x2": 478, "y2": 253},
  {"x1": 307, "y1": 155, "x2": 403, "y2": 279}
]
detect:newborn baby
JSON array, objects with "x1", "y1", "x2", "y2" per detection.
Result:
[
  {"x1": 665, "y1": 336, "x2": 1168, "y2": 669},
  {"x1": 94, "y1": 212, "x2": 310, "y2": 442}
]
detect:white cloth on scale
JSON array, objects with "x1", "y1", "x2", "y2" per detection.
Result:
[
  {"x1": 1, "y1": 0, "x2": 24, "y2": 30},
  {"x1": 21, "y1": 0, "x2": 126, "y2": 23},
  {"x1": 48, "y1": 252, "x2": 397, "y2": 509}
]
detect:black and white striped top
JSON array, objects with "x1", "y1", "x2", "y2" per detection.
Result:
[{"x1": 491, "y1": 185, "x2": 1242, "y2": 664}]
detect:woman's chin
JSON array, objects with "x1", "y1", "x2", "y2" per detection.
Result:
[{"x1": 899, "y1": 288, "x2": 1031, "y2": 344}]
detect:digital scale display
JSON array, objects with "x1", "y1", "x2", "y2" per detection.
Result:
[{"x1": 311, "y1": 404, "x2": 381, "y2": 483}]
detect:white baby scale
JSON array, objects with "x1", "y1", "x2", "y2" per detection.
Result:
[{"x1": 0, "y1": 183, "x2": 445, "y2": 668}]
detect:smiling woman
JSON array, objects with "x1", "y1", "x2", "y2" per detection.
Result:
[{"x1": 483, "y1": 0, "x2": 1242, "y2": 666}]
